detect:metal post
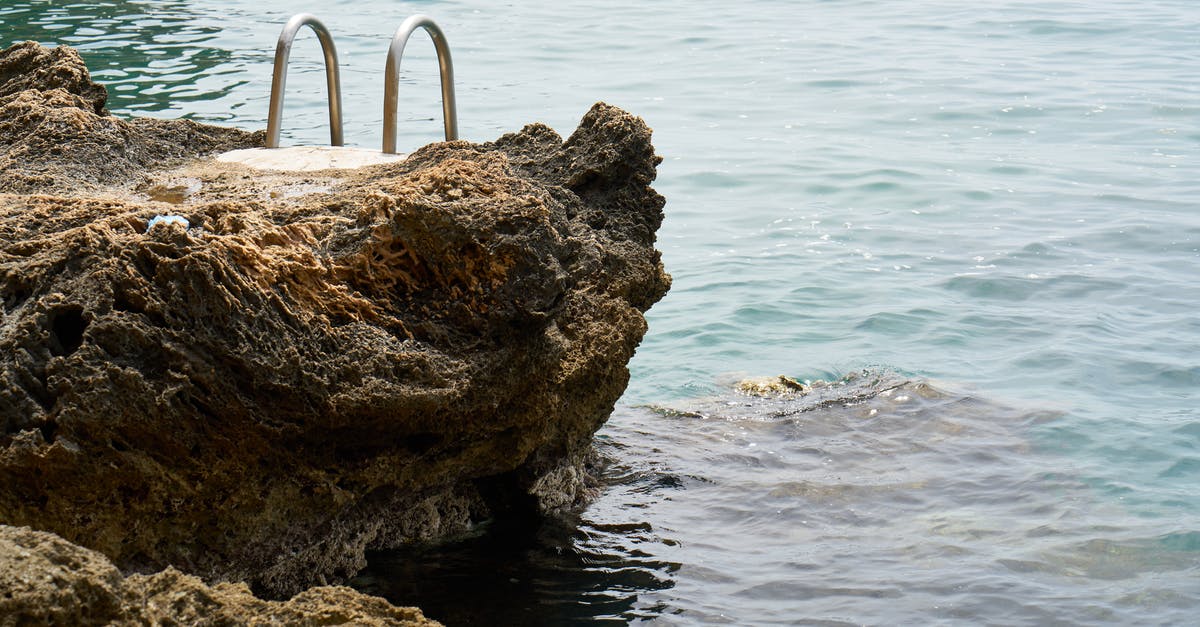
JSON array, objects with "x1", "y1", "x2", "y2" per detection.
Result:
[
  {"x1": 265, "y1": 14, "x2": 344, "y2": 148},
  {"x1": 383, "y1": 15, "x2": 458, "y2": 154}
]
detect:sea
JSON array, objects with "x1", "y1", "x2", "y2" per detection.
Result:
[{"x1": 2, "y1": 0, "x2": 1198, "y2": 624}]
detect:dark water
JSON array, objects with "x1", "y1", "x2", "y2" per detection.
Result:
[
  {"x1": 4, "y1": 0, "x2": 1199, "y2": 623},
  {"x1": 351, "y1": 517, "x2": 677, "y2": 624}
]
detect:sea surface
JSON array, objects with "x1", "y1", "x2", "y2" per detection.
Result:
[{"x1": 3, "y1": 0, "x2": 1198, "y2": 624}]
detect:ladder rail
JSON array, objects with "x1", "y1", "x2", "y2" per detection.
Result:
[
  {"x1": 383, "y1": 15, "x2": 458, "y2": 154},
  {"x1": 266, "y1": 13, "x2": 344, "y2": 148}
]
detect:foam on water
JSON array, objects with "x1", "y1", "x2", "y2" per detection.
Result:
[{"x1": 3, "y1": 0, "x2": 1198, "y2": 623}]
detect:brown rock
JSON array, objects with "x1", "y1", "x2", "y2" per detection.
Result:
[
  {"x1": 0, "y1": 42, "x2": 107, "y2": 113},
  {"x1": 0, "y1": 524, "x2": 438, "y2": 626},
  {"x1": 0, "y1": 42, "x2": 669, "y2": 597},
  {"x1": 0, "y1": 41, "x2": 263, "y2": 194}
]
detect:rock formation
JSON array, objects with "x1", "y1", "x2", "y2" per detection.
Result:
[
  {"x1": 0, "y1": 41, "x2": 264, "y2": 193},
  {"x1": 0, "y1": 40, "x2": 670, "y2": 599},
  {"x1": 0, "y1": 524, "x2": 438, "y2": 626}
]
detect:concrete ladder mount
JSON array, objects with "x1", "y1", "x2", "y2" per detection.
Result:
[{"x1": 265, "y1": 13, "x2": 458, "y2": 153}]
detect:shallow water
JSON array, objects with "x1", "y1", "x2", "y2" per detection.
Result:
[
  {"x1": 354, "y1": 373, "x2": 1200, "y2": 624},
  {"x1": 4, "y1": 0, "x2": 1199, "y2": 623}
]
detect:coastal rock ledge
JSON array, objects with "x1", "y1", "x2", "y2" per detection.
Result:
[
  {"x1": 0, "y1": 40, "x2": 670, "y2": 601},
  {"x1": 0, "y1": 524, "x2": 437, "y2": 625}
]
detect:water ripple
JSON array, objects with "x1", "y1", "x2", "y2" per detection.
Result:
[
  {"x1": 5, "y1": 0, "x2": 1200, "y2": 622},
  {"x1": 578, "y1": 371, "x2": 1200, "y2": 623}
]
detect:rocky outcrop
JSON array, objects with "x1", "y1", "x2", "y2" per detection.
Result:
[
  {"x1": 0, "y1": 524, "x2": 438, "y2": 625},
  {"x1": 0, "y1": 41, "x2": 669, "y2": 597},
  {"x1": 0, "y1": 42, "x2": 107, "y2": 113},
  {"x1": 0, "y1": 41, "x2": 263, "y2": 194}
]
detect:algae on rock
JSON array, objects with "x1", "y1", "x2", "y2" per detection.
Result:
[{"x1": 0, "y1": 41, "x2": 670, "y2": 597}]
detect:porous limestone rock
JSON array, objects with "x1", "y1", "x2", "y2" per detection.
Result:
[
  {"x1": 0, "y1": 42, "x2": 107, "y2": 113},
  {"x1": 0, "y1": 524, "x2": 438, "y2": 626},
  {"x1": 0, "y1": 41, "x2": 263, "y2": 193},
  {"x1": 0, "y1": 41, "x2": 670, "y2": 597}
]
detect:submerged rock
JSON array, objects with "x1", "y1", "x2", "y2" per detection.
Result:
[
  {"x1": 0, "y1": 524, "x2": 438, "y2": 625},
  {"x1": 0, "y1": 42, "x2": 670, "y2": 597},
  {"x1": 735, "y1": 374, "x2": 806, "y2": 396}
]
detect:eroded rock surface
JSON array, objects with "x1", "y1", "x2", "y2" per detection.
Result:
[
  {"x1": 0, "y1": 525, "x2": 438, "y2": 626},
  {"x1": 0, "y1": 42, "x2": 670, "y2": 597},
  {"x1": 0, "y1": 41, "x2": 262, "y2": 194}
]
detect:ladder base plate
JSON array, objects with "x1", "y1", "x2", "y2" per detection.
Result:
[{"x1": 216, "y1": 146, "x2": 406, "y2": 172}]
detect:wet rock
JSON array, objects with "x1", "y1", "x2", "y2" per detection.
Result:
[
  {"x1": 0, "y1": 42, "x2": 670, "y2": 597},
  {"x1": 736, "y1": 375, "x2": 806, "y2": 396},
  {"x1": 0, "y1": 524, "x2": 438, "y2": 626}
]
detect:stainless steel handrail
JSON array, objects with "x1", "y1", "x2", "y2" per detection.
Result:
[
  {"x1": 383, "y1": 15, "x2": 458, "y2": 154},
  {"x1": 265, "y1": 13, "x2": 344, "y2": 148}
]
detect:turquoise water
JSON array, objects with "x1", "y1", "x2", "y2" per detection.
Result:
[{"x1": 4, "y1": 0, "x2": 1199, "y2": 623}]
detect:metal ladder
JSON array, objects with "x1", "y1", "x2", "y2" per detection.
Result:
[
  {"x1": 383, "y1": 15, "x2": 458, "y2": 154},
  {"x1": 265, "y1": 14, "x2": 342, "y2": 148},
  {"x1": 265, "y1": 13, "x2": 458, "y2": 153}
]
